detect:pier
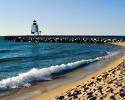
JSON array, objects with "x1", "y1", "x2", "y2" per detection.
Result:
[
  {"x1": 5, "y1": 35, "x2": 125, "y2": 43},
  {"x1": 5, "y1": 20, "x2": 125, "y2": 44}
]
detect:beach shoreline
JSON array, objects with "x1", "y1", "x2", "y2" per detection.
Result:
[{"x1": 31, "y1": 42, "x2": 125, "y2": 100}]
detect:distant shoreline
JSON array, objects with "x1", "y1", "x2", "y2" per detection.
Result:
[{"x1": 32, "y1": 42, "x2": 125, "y2": 100}]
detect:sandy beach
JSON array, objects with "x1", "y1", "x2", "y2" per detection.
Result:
[{"x1": 32, "y1": 42, "x2": 125, "y2": 100}]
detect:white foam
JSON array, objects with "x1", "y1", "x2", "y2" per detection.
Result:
[{"x1": 0, "y1": 51, "x2": 121, "y2": 89}]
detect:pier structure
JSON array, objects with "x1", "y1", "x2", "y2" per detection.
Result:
[
  {"x1": 5, "y1": 20, "x2": 125, "y2": 43},
  {"x1": 5, "y1": 35, "x2": 125, "y2": 43}
]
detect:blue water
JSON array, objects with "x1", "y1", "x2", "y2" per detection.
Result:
[{"x1": 0, "y1": 40, "x2": 121, "y2": 89}]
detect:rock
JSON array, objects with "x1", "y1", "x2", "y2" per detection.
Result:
[
  {"x1": 56, "y1": 96, "x2": 64, "y2": 100},
  {"x1": 110, "y1": 95, "x2": 115, "y2": 100}
]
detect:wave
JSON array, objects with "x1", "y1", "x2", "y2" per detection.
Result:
[
  {"x1": 0, "y1": 56, "x2": 32, "y2": 63},
  {"x1": 0, "y1": 50, "x2": 121, "y2": 90}
]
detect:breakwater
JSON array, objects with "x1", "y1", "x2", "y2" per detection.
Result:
[{"x1": 5, "y1": 35, "x2": 125, "y2": 43}]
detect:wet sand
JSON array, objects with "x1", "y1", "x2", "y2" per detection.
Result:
[{"x1": 32, "y1": 42, "x2": 125, "y2": 100}]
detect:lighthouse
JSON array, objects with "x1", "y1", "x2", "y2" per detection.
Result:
[{"x1": 31, "y1": 20, "x2": 41, "y2": 35}]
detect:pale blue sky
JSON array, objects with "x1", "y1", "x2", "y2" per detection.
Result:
[{"x1": 0, "y1": 0, "x2": 125, "y2": 36}]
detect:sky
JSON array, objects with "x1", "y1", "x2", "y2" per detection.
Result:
[{"x1": 0, "y1": 0, "x2": 125, "y2": 36}]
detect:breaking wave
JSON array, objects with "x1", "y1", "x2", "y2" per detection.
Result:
[{"x1": 0, "y1": 51, "x2": 121, "y2": 90}]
